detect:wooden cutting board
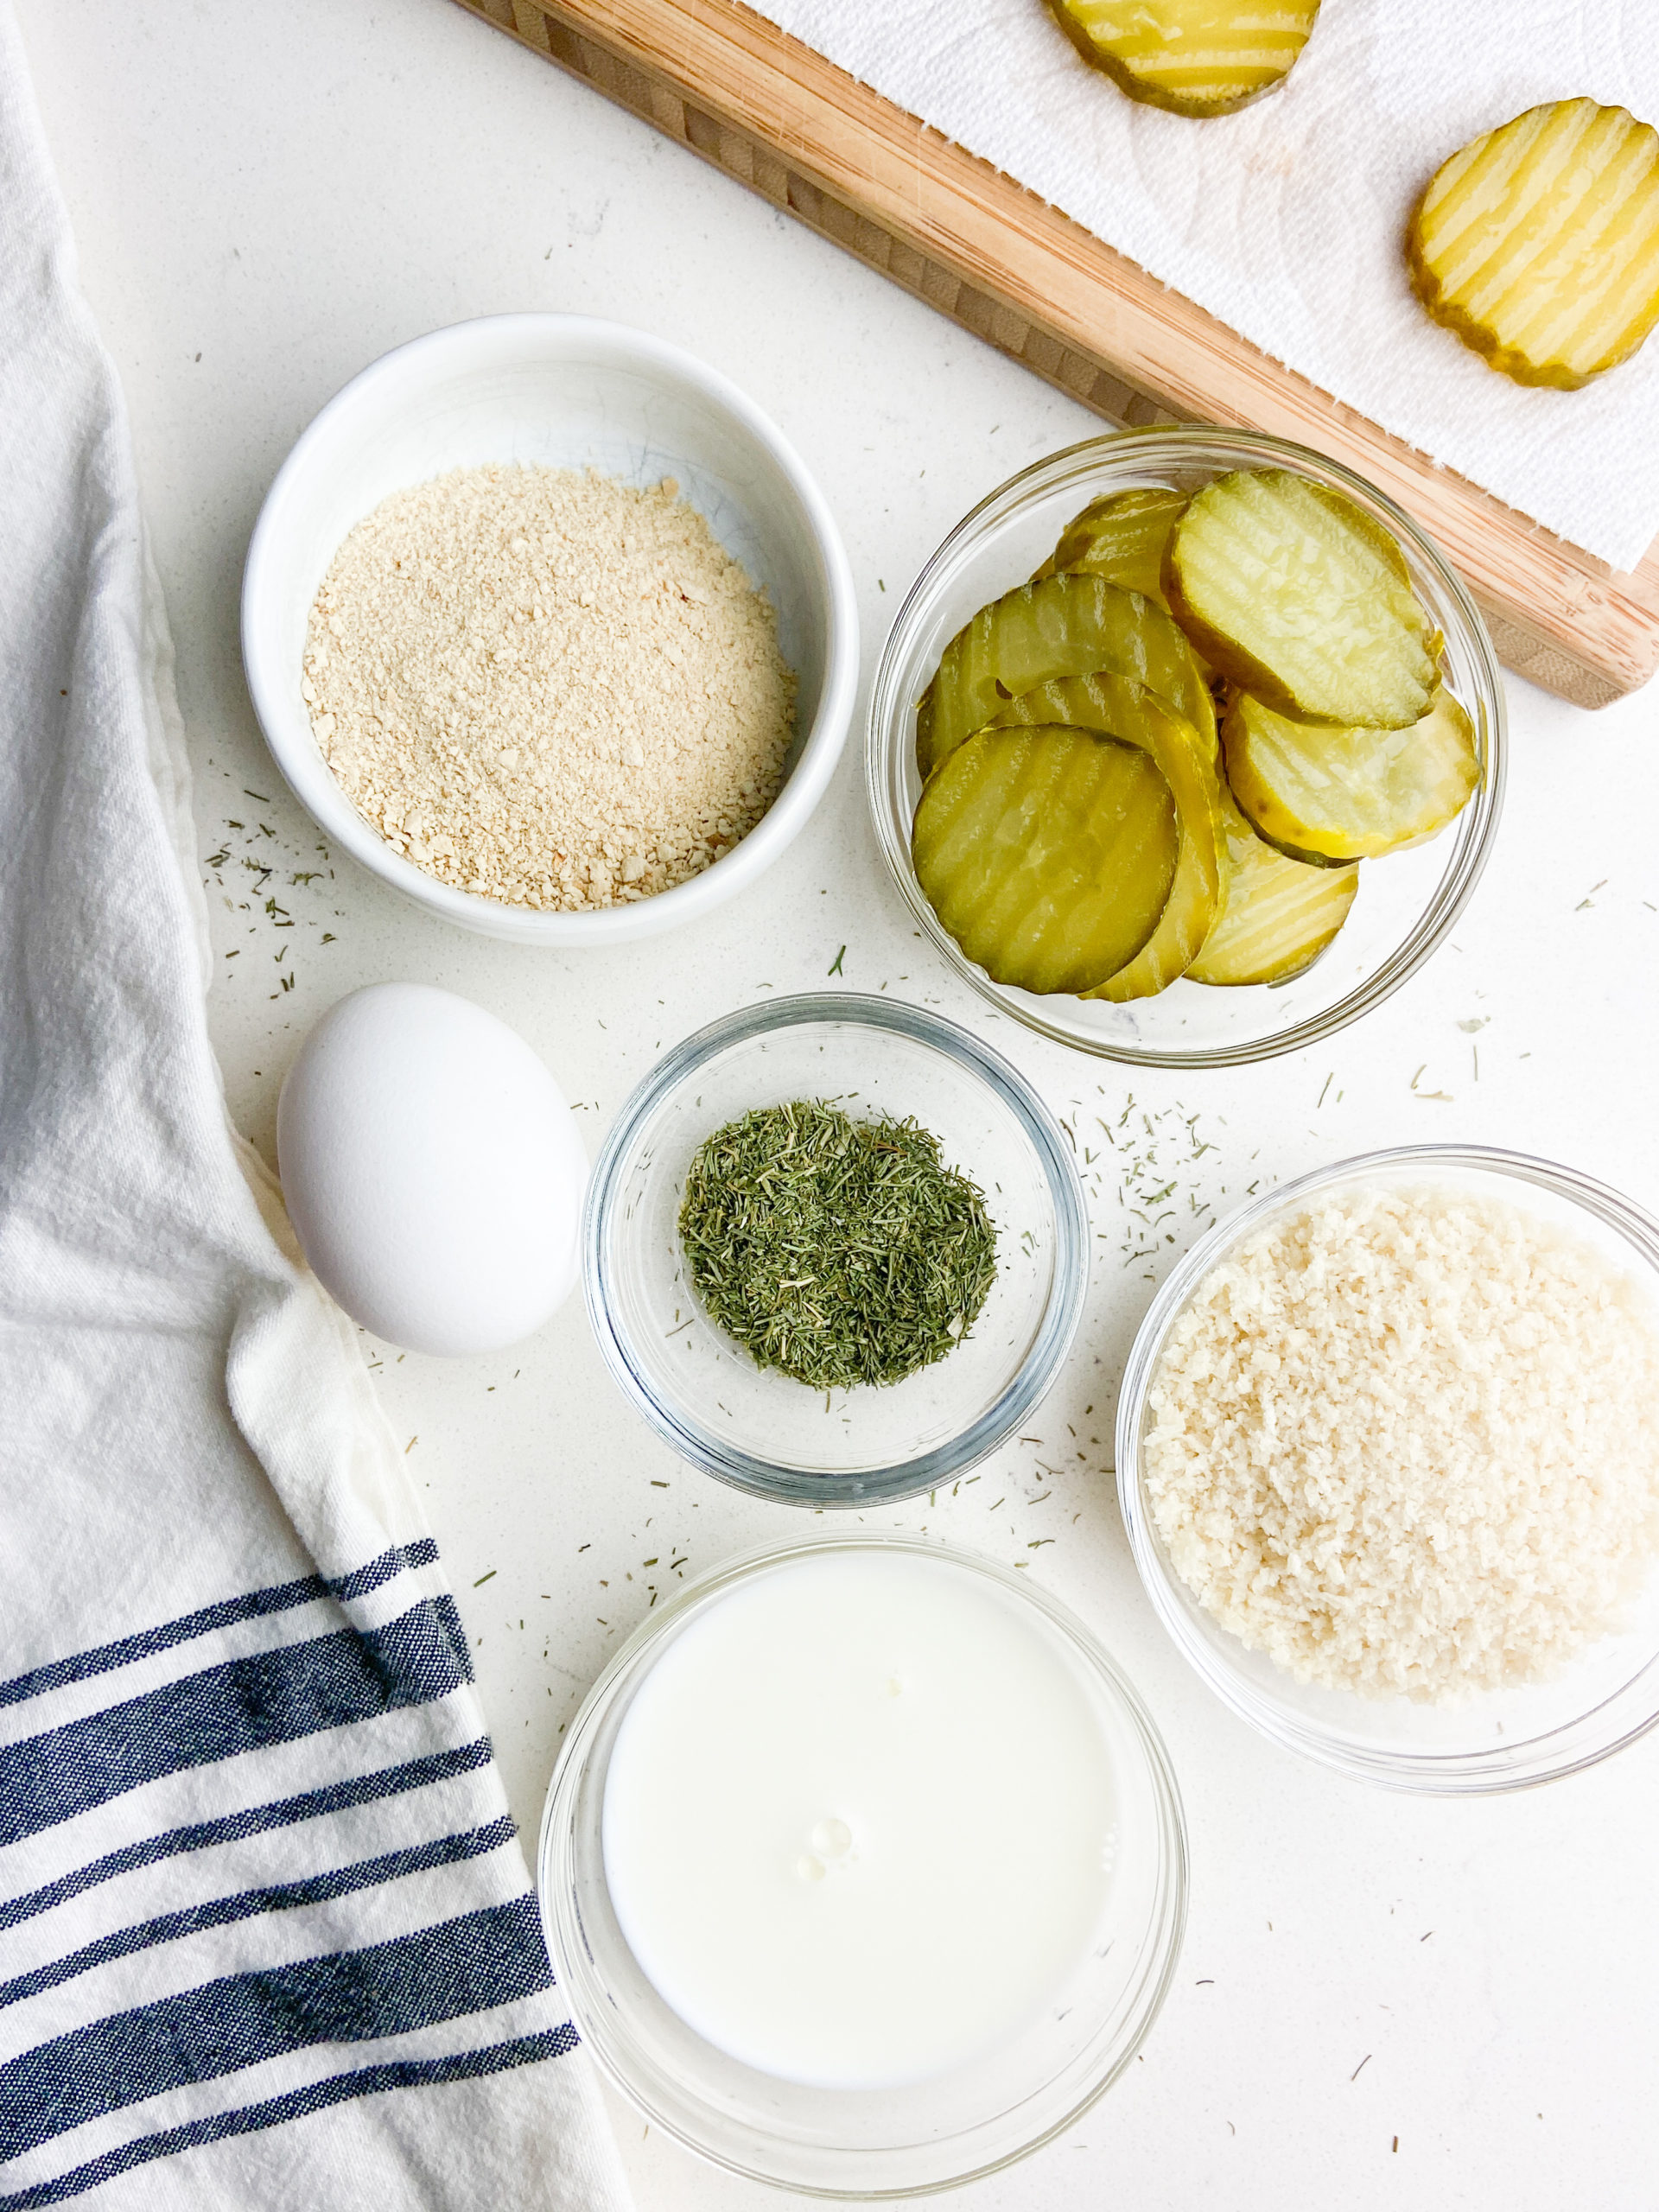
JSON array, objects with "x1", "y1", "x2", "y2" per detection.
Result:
[{"x1": 458, "y1": 0, "x2": 1659, "y2": 709}]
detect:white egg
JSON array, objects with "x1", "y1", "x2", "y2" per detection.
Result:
[{"x1": 276, "y1": 982, "x2": 587, "y2": 1356}]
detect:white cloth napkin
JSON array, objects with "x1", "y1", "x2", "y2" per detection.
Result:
[
  {"x1": 749, "y1": 0, "x2": 1659, "y2": 570},
  {"x1": 0, "y1": 10, "x2": 631, "y2": 2206}
]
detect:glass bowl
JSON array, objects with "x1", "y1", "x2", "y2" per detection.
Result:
[
  {"x1": 537, "y1": 1531, "x2": 1188, "y2": 2196},
  {"x1": 868, "y1": 429, "x2": 1507, "y2": 1067},
  {"x1": 583, "y1": 995, "x2": 1088, "y2": 1507},
  {"x1": 1116, "y1": 1145, "x2": 1659, "y2": 1793}
]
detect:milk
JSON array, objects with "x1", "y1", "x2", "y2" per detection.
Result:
[{"x1": 601, "y1": 1547, "x2": 1118, "y2": 2089}]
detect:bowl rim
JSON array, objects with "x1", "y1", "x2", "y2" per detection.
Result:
[
  {"x1": 241, "y1": 311, "x2": 859, "y2": 945},
  {"x1": 537, "y1": 1526, "x2": 1190, "y2": 2197},
  {"x1": 867, "y1": 425, "x2": 1509, "y2": 1067},
  {"x1": 1115, "y1": 1141, "x2": 1659, "y2": 1793},
  {"x1": 582, "y1": 991, "x2": 1090, "y2": 1507}
]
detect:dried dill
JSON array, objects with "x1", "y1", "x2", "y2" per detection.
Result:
[{"x1": 678, "y1": 1100, "x2": 998, "y2": 1389}]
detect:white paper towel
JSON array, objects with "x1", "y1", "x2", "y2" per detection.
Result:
[{"x1": 747, "y1": 0, "x2": 1659, "y2": 570}]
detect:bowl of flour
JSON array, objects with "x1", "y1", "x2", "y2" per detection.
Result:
[{"x1": 242, "y1": 315, "x2": 857, "y2": 943}]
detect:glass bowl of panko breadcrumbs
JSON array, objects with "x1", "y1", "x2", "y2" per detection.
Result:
[
  {"x1": 243, "y1": 315, "x2": 857, "y2": 944},
  {"x1": 1116, "y1": 1144, "x2": 1659, "y2": 1793}
]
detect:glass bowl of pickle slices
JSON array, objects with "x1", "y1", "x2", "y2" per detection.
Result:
[{"x1": 868, "y1": 429, "x2": 1506, "y2": 1067}]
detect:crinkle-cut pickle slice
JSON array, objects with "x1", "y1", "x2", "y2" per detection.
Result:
[
  {"x1": 1224, "y1": 687, "x2": 1481, "y2": 867},
  {"x1": 1034, "y1": 488, "x2": 1188, "y2": 606},
  {"x1": 991, "y1": 673, "x2": 1226, "y2": 1001},
  {"x1": 916, "y1": 572, "x2": 1214, "y2": 779},
  {"x1": 1166, "y1": 471, "x2": 1436, "y2": 730},
  {"x1": 1186, "y1": 785, "x2": 1356, "y2": 985},
  {"x1": 912, "y1": 726, "x2": 1178, "y2": 996},
  {"x1": 1408, "y1": 100, "x2": 1659, "y2": 391},
  {"x1": 1047, "y1": 0, "x2": 1321, "y2": 118}
]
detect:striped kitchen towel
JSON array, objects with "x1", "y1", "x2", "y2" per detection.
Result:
[{"x1": 0, "y1": 7, "x2": 630, "y2": 2207}]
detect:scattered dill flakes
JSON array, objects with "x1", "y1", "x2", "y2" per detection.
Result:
[{"x1": 678, "y1": 1099, "x2": 997, "y2": 1389}]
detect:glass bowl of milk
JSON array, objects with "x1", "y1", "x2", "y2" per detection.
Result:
[
  {"x1": 583, "y1": 993, "x2": 1090, "y2": 1505},
  {"x1": 538, "y1": 1533, "x2": 1188, "y2": 2194}
]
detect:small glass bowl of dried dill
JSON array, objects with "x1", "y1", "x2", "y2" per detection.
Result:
[{"x1": 584, "y1": 994, "x2": 1088, "y2": 1507}]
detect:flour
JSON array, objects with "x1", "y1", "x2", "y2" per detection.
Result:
[{"x1": 304, "y1": 464, "x2": 797, "y2": 910}]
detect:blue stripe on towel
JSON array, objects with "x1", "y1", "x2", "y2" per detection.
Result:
[
  {"x1": 331, "y1": 1541, "x2": 440, "y2": 1603},
  {"x1": 0, "y1": 1897, "x2": 553, "y2": 2160},
  {"x1": 0, "y1": 1601, "x2": 471, "y2": 1848},
  {"x1": 0, "y1": 1816, "x2": 518, "y2": 2012},
  {"x1": 0, "y1": 2024, "x2": 575, "y2": 2210},
  {"x1": 430, "y1": 1592, "x2": 469, "y2": 1670},
  {"x1": 0, "y1": 1741, "x2": 494, "y2": 1936},
  {"x1": 0, "y1": 1541, "x2": 441, "y2": 1711}
]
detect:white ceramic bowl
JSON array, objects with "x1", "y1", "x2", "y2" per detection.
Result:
[{"x1": 241, "y1": 315, "x2": 858, "y2": 944}]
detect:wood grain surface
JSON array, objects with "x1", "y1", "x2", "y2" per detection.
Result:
[{"x1": 460, "y1": 0, "x2": 1659, "y2": 708}]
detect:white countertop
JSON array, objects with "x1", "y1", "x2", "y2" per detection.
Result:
[{"x1": 17, "y1": 1, "x2": 1659, "y2": 2203}]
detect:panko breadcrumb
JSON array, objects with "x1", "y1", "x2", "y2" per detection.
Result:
[{"x1": 1144, "y1": 1185, "x2": 1659, "y2": 1702}]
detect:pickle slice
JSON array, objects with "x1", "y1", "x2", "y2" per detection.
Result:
[
  {"x1": 1186, "y1": 787, "x2": 1357, "y2": 985},
  {"x1": 1408, "y1": 101, "x2": 1659, "y2": 390},
  {"x1": 991, "y1": 674, "x2": 1226, "y2": 1000},
  {"x1": 1224, "y1": 688, "x2": 1480, "y2": 866},
  {"x1": 912, "y1": 726, "x2": 1178, "y2": 995},
  {"x1": 1035, "y1": 488, "x2": 1187, "y2": 604},
  {"x1": 917, "y1": 573, "x2": 1214, "y2": 779},
  {"x1": 1166, "y1": 471, "x2": 1436, "y2": 730},
  {"x1": 1047, "y1": 0, "x2": 1321, "y2": 118}
]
